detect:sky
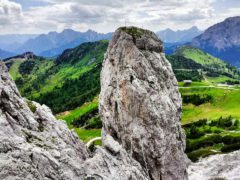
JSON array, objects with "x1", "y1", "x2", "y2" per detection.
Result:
[{"x1": 0, "y1": 0, "x2": 240, "y2": 34}]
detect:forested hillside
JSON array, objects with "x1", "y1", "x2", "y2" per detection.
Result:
[
  {"x1": 167, "y1": 46, "x2": 240, "y2": 83},
  {"x1": 7, "y1": 42, "x2": 240, "y2": 114},
  {"x1": 6, "y1": 40, "x2": 240, "y2": 162},
  {"x1": 6, "y1": 41, "x2": 108, "y2": 113}
]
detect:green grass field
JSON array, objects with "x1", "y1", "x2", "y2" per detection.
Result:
[
  {"x1": 63, "y1": 83, "x2": 240, "y2": 146},
  {"x1": 56, "y1": 97, "x2": 98, "y2": 127},
  {"x1": 8, "y1": 59, "x2": 26, "y2": 80},
  {"x1": 181, "y1": 87, "x2": 240, "y2": 124},
  {"x1": 74, "y1": 128, "x2": 101, "y2": 143},
  {"x1": 176, "y1": 46, "x2": 226, "y2": 66}
]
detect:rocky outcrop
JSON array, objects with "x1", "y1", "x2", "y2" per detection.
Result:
[
  {"x1": 0, "y1": 62, "x2": 89, "y2": 179},
  {"x1": 188, "y1": 150, "x2": 240, "y2": 180},
  {"x1": 3, "y1": 52, "x2": 36, "y2": 62},
  {"x1": 84, "y1": 134, "x2": 149, "y2": 180},
  {"x1": 0, "y1": 60, "x2": 149, "y2": 180},
  {"x1": 0, "y1": 26, "x2": 188, "y2": 180},
  {"x1": 99, "y1": 27, "x2": 188, "y2": 179}
]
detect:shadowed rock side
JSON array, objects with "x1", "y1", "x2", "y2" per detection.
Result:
[
  {"x1": 0, "y1": 62, "x2": 89, "y2": 179},
  {"x1": 99, "y1": 27, "x2": 188, "y2": 179}
]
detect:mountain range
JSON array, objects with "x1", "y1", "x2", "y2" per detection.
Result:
[
  {"x1": 192, "y1": 16, "x2": 240, "y2": 67},
  {"x1": 0, "y1": 48, "x2": 15, "y2": 59},
  {"x1": 0, "y1": 27, "x2": 202, "y2": 59},
  {"x1": 0, "y1": 34, "x2": 37, "y2": 51},
  {"x1": 2, "y1": 16, "x2": 240, "y2": 67},
  {"x1": 7, "y1": 29, "x2": 112, "y2": 58},
  {"x1": 157, "y1": 26, "x2": 203, "y2": 43}
]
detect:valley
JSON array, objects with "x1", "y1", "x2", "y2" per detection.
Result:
[
  {"x1": 1, "y1": 0, "x2": 240, "y2": 178},
  {"x1": 5, "y1": 38, "x2": 240, "y2": 163}
]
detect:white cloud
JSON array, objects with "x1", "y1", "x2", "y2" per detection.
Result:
[
  {"x1": 0, "y1": 0, "x2": 238, "y2": 34},
  {"x1": 0, "y1": 0, "x2": 22, "y2": 27}
]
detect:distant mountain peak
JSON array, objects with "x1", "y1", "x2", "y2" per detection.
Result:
[
  {"x1": 0, "y1": 48, "x2": 15, "y2": 60},
  {"x1": 225, "y1": 16, "x2": 240, "y2": 21},
  {"x1": 157, "y1": 26, "x2": 202, "y2": 43},
  {"x1": 191, "y1": 16, "x2": 240, "y2": 67},
  {"x1": 189, "y1": 26, "x2": 200, "y2": 31},
  {"x1": 62, "y1": 28, "x2": 76, "y2": 33},
  {"x1": 12, "y1": 28, "x2": 112, "y2": 57}
]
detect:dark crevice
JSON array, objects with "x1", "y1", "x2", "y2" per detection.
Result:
[
  {"x1": 130, "y1": 75, "x2": 134, "y2": 84},
  {"x1": 110, "y1": 59, "x2": 115, "y2": 66},
  {"x1": 114, "y1": 101, "x2": 118, "y2": 114}
]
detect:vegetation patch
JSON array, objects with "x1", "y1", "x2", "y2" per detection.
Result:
[
  {"x1": 26, "y1": 100, "x2": 37, "y2": 113},
  {"x1": 19, "y1": 60, "x2": 36, "y2": 75},
  {"x1": 183, "y1": 116, "x2": 240, "y2": 161},
  {"x1": 182, "y1": 94, "x2": 212, "y2": 106},
  {"x1": 118, "y1": 26, "x2": 151, "y2": 39},
  {"x1": 74, "y1": 128, "x2": 101, "y2": 143}
]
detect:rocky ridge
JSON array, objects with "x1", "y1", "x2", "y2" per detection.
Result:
[
  {"x1": 0, "y1": 61, "x2": 89, "y2": 179},
  {"x1": 99, "y1": 26, "x2": 188, "y2": 179}
]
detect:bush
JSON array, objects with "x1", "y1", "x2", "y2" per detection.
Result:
[
  {"x1": 72, "y1": 107, "x2": 99, "y2": 127},
  {"x1": 209, "y1": 116, "x2": 237, "y2": 129},
  {"x1": 182, "y1": 94, "x2": 212, "y2": 106},
  {"x1": 187, "y1": 148, "x2": 219, "y2": 162},
  {"x1": 85, "y1": 116, "x2": 102, "y2": 129},
  {"x1": 19, "y1": 60, "x2": 36, "y2": 75},
  {"x1": 186, "y1": 125, "x2": 204, "y2": 139},
  {"x1": 186, "y1": 134, "x2": 222, "y2": 152},
  {"x1": 27, "y1": 100, "x2": 37, "y2": 113},
  {"x1": 221, "y1": 143, "x2": 240, "y2": 153}
]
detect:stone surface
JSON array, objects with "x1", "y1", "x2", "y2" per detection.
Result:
[
  {"x1": 188, "y1": 150, "x2": 240, "y2": 180},
  {"x1": 0, "y1": 26, "x2": 190, "y2": 180},
  {"x1": 84, "y1": 129, "x2": 149, "y2": 180},
  {"x1": 0, "y1": 62, "x2": 89, "y2": 180},
  {"x1": 99, "y1": 26, "x2": 188, "y2": 179},
  {"x1": 0, "y1": 59, "x2": 149, "y2": 179}
]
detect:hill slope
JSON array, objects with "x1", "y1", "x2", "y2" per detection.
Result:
[
  {"x1": 0, "y1": 48, "x2": 15, "y2": 59},
  {"x1": 8, "y1": 43, "x2": 240, "y2": 114},
  {"x1": 192, "y1": 16, "x2": 240, "y2": 67},
  {"x1": 167, "y1": 46, "x2": 240, "y2": 83},
  {"x1": 7, "y1": 40, "x2": 108, "y2": 113}
]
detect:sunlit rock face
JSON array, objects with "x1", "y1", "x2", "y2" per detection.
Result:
[
  {"x1": 99, "y1": 26, "x2": 188, "y2": 180},
  {"x1": 0, "y1": 62, "x2": 89, "y2": 179},
  {"x1": 0, "y1": 26, "x2": 189, "y2": 180},
  {"x1": 188, "y1": 150, "x2": 240, "y2": 180}
]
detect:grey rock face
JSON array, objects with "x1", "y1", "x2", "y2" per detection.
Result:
[
  {"x1": 84, "y1": 130, "x2": 149, "y2": 180},
  {"x1": 192, "y1": 16, "x2": 240, "y2": 50},
  {"x1": 188, "y1": 150, "x2": 240, "y2": 180},
  {"x1": 0, "y1": 62, "x2": 89, "y2": 180},
  {"x1": 0, "y1": 26, "x2": 188, "y2": 180},
  {"x1": 99, "y1": 27, "x2": 188, "y2": 180},
  {"x1": 0, "y1": 58, "x2": 150, "y2": 179}
]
